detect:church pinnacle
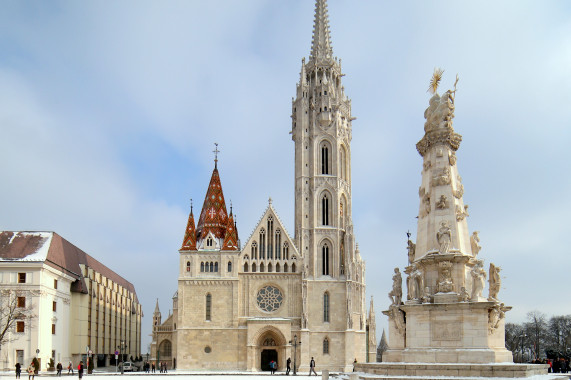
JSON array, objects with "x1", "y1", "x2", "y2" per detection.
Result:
[{"x1": 310, "y1": 0, "x2": 334, "y2": 62}]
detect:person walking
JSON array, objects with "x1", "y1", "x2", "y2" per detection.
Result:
[
  {"x1": 151, "y1": 362, "x2": 155, "y2": 373},
  {"x1": 15, "y1": 362, "x2": 21, "y2": 379},
  {"x1": 68, "y1": 361, "x2": 74, "y2": 375},
  {"x1": 286, "y1": 357, "x2": 291, "y2": 375},
  {"x1": 309, "y1": 357, "x2": 317, "y2": 376},
  {"x1": 27, "y1": 362, "x2": 35, "y2": 380},
  {"x1": 56, "y1": 362, "x2": 63, "y2": 376},
  {"x1": 78, "y1": 361, "x2": 84, "y2": 380}
]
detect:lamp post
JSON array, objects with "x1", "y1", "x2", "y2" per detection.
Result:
[
  {"x1": 120, "y1": 340, "x2": 126, "y2": 375},
  {"x1": 520, "y1": 334, "x2": 527, "y2": 363},
  {"x1": 288, "y1": 334, "x2": 301, "y2": 376}
]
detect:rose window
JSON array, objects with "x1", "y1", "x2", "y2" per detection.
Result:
[{"x1": 256, "y1": 285, "x2": 283, "y2": 312}]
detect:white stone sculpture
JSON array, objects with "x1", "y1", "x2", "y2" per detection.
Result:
[
  {"x1": 389, "y1": 305, "x2": 406, "y2": 335},
  {"x1": 488, "y1": 263, "x2": 501, "y2": 301},
  {"x1": 488, "y1": 303, "x2": 507, "y2": 333},
  {"x1": 459, "y1": 287, "x2": 470, "y2": 302},
  {"x1": 407, "y1": 264, "x2": 424, "y2": 301},
  {"x1": 470, "y1": 231, "x2": 481, "y2": 257},
  {"x1": 407, "y1": 240, "x2": 416, "y2": 265},
  {"x1": 436, "y1": 195, "x2": 448, "y2": 209},
  {"x1": 437, "y1": 221, "x2": 451, "y2": 254},
  {"x1": 470, "y1": 261, "x2": 487, "y2": 301},
  {"x1": 437, "y1": 261, "x2": 454, "y2": 293},
  {"x1": 388, "y1": 268, "x2": 402, "y2": 305},
  {"x1": 423, "y1": 90, "x2": 455, "y2": 133}
]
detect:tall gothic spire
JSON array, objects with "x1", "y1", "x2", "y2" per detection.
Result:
[{"x1": 310, "y1": 0, "x2": 333, "y2": 62}]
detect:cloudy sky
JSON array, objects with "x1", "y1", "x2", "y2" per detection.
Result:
[{"x1": 1, "y1": 0, "x2": 570, "y2": 351}]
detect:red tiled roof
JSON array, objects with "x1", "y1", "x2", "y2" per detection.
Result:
[
  {"x1": 221, "y1": 212, "x2": 239, "y2": 251},
  {"x1": 195, "y1": 167, "x2": 229, "y2": 241},
  {"x1": 180, "y1": 210, "x2": 197, "y2": 251},
  {"x1": 0, "y1": 231, "x2": 138, "y2": 300}
]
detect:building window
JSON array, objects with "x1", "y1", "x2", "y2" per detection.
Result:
[
  {"x1": 322, "y1": 195, "x2": 329, "y2": 225},
  {"x1": 205, "y1": 294, "x2": 212, "y2": 321},
  {"x1": 210, "y1": 262, "x2": 214, "y2": 272},
  {"x1": 159, "y1": 340, "x2": 172, "y2": 357},
  {"x1": 17, "y1": 297, "x2": 25, "y2": 308},
  {"x1": 18, "y1": 273, "x2": 26, "y2": 284},
  {"x1": 54, "y1": 279, "x2": 58, "y2": 289},
  {"x1": 214, "y1": 262, "x2": 218, "y2": 272},
  {"x1": 323, "y1": 292, "x2": 330, "y2": 322},
  {"x1": 322, "y1": 244, "x2": 330, "y2": 276},
  {"x1": 268, "y1": 263, "x2": 273, "y2": 273},
  {"x1": 260, "y1": 263, "x2": 265, "y2": 272},
  {"x1": 259, "y1": 229, "x2": 266, "y2": 259},
  {"x1": 323, "y1": 338, "x2": 329, "y2": 354},
  {"x1": 244, "y1": 263, "x2": 249, "y2": 272},
  {"x1": 340, "y1": 146, "x2": 347, "y2": 180},
  {"x1": 52, "y1": 324, "x2": 56, "y2": 335},
  {"x1": 207, "y1": 237, "x2": 213, "y2": 247},
  {"x1": 321, "y1": 145, "x2": 329, "y2": 174},
  {"x1": 267, "y1": 218, "x2": 274, "y2": 259},
  {"x1": 284, "y1": 263, "x2": 289, "y2": 272},
  {"x1": 228, "y1": 261, "x2": 232, "y2": 272},
  {"x1": 275, "y1": 229, "x2": 281, "y2": 259},
  {"x1": 201, "y1": 262, "x2": 205, "y2": 272},
  {"x1": 276, "y1": 263, "x2": 280, "y2": 273},
  {"x1": 283, "y1": 242, "x2": 289, "y2": 260},
  {"x1": 53, "y1": 301, "x2": 57, "y2": 312},
  {"x1": 186, "y1": 262, "x2": 191, "y2": 272},
  {"x1": 251, "y1": 241, "x2": 258, "y2": 259},
  {"x1": 16, "y1": 321, "x2": 25, "y2": 333},
  {"x1": 252, "y1": 263, "x2": 257, "y2": 272},
  {"x1": 292, "y1": 263, "x2": 296, "y2": 273}
]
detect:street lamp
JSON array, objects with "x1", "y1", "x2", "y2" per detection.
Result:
[
  {"x1": 120, "y1": 340, "x2": 126, "y2": 375},
  {"x1": 288, "y1": 334, "x2": 301, "y2": 376},
  {"x1": 520, "y1": 334, "x2": 527, "y2": 363}
]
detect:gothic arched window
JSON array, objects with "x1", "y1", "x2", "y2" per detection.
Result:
[
  {"x1": 214, "y1": 262, "x2": 218, "y2": 272},
  {"x1": 200, "y1": 262, "x2": 205, "y2": 272},
  {"x1": 322, "y1": 244, "x2": 330, "y2": 276},
  {"x1": 251, "y1": 241, "x2": 258, "y2": 259},
  {"x1": 284, "y1": 263, "x2": 289, "y2": 273},
  {"x1": 244, "y1": 263, "x2": 249, "y2": 272},
  {"x1": 268, "y1": 263, "x2": 273, "y2": 273},
  {"x1": 322, "y1": 195, "x2": 330, "y2": 225},
  {"x1": 252, "y1": 263, "x2": 257, "y2": 272},
  {"x1": 267, "y1": 217, "x2": 274, "y2": 259},
  {"x1": 276, "y1": 263, "x2": 280, "y2": 273},
  {"x1": 260, "y1": 229, "x2": 266, "y2": 259},
  {"x1": 186, "y1": 261, "x2": 190, "y2": 272},
  {"x1": 283, "y1": 242, "x2": 289, "y2": 260},
  {"x1": 260, "y1": 262, "x2": 265, "y2": 272},
  {"x1": 210, "y1": 262, "x2": 214, "y2": 272},
  {"x1": 205, "y1": 293, "x2": 212, "y2": 321},
  {"x1": 228, "y1": 261, "x2": 232, "y2": 272},
  {"x1": 323, "y1": 292, "x2": 330, "y2": 322},
  {"x1": 275, "y1": 229, "x2": 281, "y2": 259},
  {"x1": 323, "y1": 338, "x2": 329, "y2": 354},
  {"x1": 321, "y1": 144, "x2": 329, "y2": 175}
]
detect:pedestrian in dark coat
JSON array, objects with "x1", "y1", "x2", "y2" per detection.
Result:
[
  {"x1": 56, "y1": 362, "x2": 63, "y2": 376},
  {"x1": 309, "y1": 357, "x2": 317, "y2": 376},
  {"x1": 286, "y1": 357, "x2": 291, "y2": 375},
  {"x1": 78, "y1": 361, "x2": 84, "y2": 379},
  {"x1": 15, "y1": 362, "x2": 21, "y2": 379}
]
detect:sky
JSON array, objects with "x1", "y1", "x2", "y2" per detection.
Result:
[{"x1": 1, "y1": 0, "x2": 570, "y2": 352}]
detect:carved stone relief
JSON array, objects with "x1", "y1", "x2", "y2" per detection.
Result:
[
  {"x1": 436, "y1": 261, "x2": 454, "y2": 293},
  {"x1": 453, "y1": 183, "x2": 464, "y2": 199},
  {"x1": 423, "y1": 160, "x2": 432, "y2": 171},
  {"x1": 436, "y1": 148, "x2": 444, "y2": 157},
  {"x1": 407, "y1": 264, "x2": 424, "y2": 301},
  {"x1": 436, "y1": 195, "x2": 448, "y2": 210},
  {"x1": 432, "y1": 167, "x2": 451, "y2": 186},
  {"x1": 420, "y1": 194, "x2": 431, "y2": 218},
  {"x1": 456, "y1": 204, "x2": 469, "y2": 221},
  {"x1": 458, "y1": 287, "x2": 470, "y2": 302},
  {"x1": 418, "y1": 187, "x2": 425, "y2": 197},
  {"x1": 448, "y1": 151, "x2": 457, "y2": 166},
  {"x1": 432, "y1": 321, "x2": 462, "y2": 341},
  {"x1": 488, "y1": 303, "x2": 508, "y2": 334},
  {"x1": 388, "y1": 305, "x2": 406, "y2": 335}
]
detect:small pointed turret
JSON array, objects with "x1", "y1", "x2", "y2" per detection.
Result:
[
  {"x1": 180, "y1": 201, "x2": 197, "y2": 250},
  {"x1": 153, "y1": 299, "x2": 162, "y2": 327},
  {"x1": 310, "y1": 0, "x2": 334, "y2": 62},
  {"x1": 222, "y1": 211, "x2": 239, "y2": 251}
]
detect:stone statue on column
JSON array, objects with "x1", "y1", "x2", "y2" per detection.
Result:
[
  {"x1": 488, "y1": 263, "x2": 501, "y2": 302},
  {"x1": 437, "y1": 221, "x2": 451, "y2": 254},
  {"x1": 388, "y1": 268, "x2": 402, "y2": 306},
  {"x1": 407, "y1": 239, "x2": 416, "y2": 264},
  {"x1": 470, "y1": 261, "x2": 486, "y2": 301},
  {"x1": 470, "y1": 231, "x2": 481, "y2": 257}
]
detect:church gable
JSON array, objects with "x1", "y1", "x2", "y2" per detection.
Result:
[{"x1": 240, "y1": 202, "x2": 300, "y2": 273}]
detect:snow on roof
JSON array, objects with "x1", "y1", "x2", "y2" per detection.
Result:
[{"x1": 0, "y1": 231, "x2": 53, "y2": 262}]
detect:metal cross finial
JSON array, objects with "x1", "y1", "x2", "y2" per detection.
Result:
[
  {"x1": 406, "y1": 230, "x2": 411, "y2": 240},
  {"x1": 213, "y1": 143, "x2": 220, "y2": 168},
  {"x1": 190, "y1": 198, "x2": 193, "y2": 213},
  {"x1": 230, "y1": 200, "x2": 233, "y2": 214},
  {"x1": 268, "y1": 197, "x2": 273, "y2": 205}
]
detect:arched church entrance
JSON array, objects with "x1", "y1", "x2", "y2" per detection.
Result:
[{"x1": 255, "y1": 328, "x2": 286, "y2": 371}]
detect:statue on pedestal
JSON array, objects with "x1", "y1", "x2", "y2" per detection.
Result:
[
  {"x1": 437, "y1": 221, "x2": 451, "y2": 254},
  {"x1": 488, "y1": 263, "x2": 501, "y2": 301},
  {"x1": 437, "y1": 261, "x2": 454, "y2": 293},
  {"x1": 407, "y1": 240, "x2": 416, "y2": 265},
  {"x1": 470, "y1": 261, "x2": 486, "y2": 301},
  {"x1": 470, "y1": 231, "x2": 481, "y2": 256},
  {"x1": 388, "y1": 268, "x2": 402, "y2": 305},
  {"x1": 407, "y1": 264, "x2": 424, "y2": 301}
]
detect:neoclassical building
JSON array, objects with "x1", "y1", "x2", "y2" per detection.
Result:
[
  {"x1": 0, "y1": 231, "x2": 142, "y2": 370},
  {"x1": 151, "y1": 0, "x2": 374, "y2": 372}
]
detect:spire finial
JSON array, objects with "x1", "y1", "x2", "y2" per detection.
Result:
[
  {"x1": 310, "y1": 0, "x2": 334, "y2": 61},
  {"x1": 268, "y1": 197, "x2": 273, "y2": 205},
  {"x1": 190, "y1": 198, "x2": 193, "y2": 214},
  {"x1": 213, "y1": 143, "x2": 220, "y2": 168},
  {"x1": 230, "y1": 200, "x2": 233, "y2": 214}
]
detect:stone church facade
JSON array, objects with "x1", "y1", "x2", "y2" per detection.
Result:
[{"x1": 151, "y1": 0, "x2": 374, "y2": 372}]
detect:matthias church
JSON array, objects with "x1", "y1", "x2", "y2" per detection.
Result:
[{"x1": 151, "y1": 0, "x2": 375, "y2": 372}]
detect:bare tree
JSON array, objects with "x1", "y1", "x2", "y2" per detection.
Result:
[
  {"x1": 548, "y1": 315, "x2": 571, "y2": 355},
  {"x1": 0, "y1": 289, "x2": 36, "y2": 350},
  {"x1": 376, "y1": 329, "x2": 389, "y2": 362},
  {"x1": 525, "y1": 310, "x2": 548, "y2": 360}
]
